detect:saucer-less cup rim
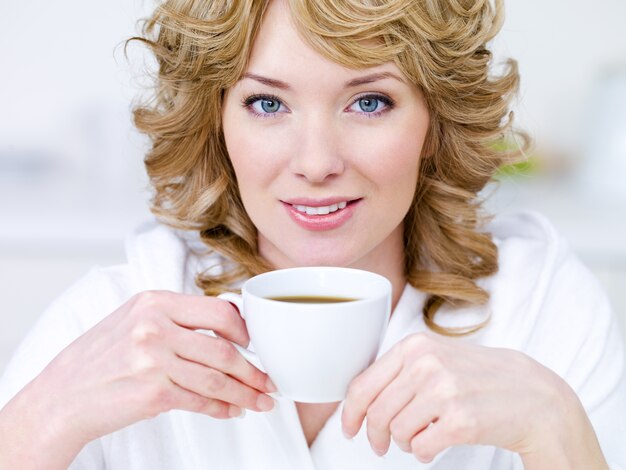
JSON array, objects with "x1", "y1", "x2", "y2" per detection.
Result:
[{"x1": 242, "y1": 266, "x2": 391, "y2": 311}]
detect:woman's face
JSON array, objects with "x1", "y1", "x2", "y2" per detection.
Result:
[{"x1": 222, "y1": 0, "x2": 430, "y2": 272}]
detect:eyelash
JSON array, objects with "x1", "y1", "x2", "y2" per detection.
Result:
[
  {"x1": 349, "y1": 93, "x2": 395, "y2": 118},
  {"x1": 241, "y1": 93, "x2": 395, "y2": 118},
  {"x1": 241, "y1": 93, "x2": 284, "y2": 119}
]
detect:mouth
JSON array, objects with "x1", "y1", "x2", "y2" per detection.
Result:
[
  {"x1": 291, "y1": 201, "x2": 348, "y2": 215},
  {"x1": 281, "y1": 198, "x2": 361, "y2": 231}
]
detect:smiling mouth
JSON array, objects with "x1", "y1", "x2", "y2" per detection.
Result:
[
  {"x1": 291, "y1": 201, "x2": 348, "y2": 215},
  {"x1": 282, "y1": 198, "x2": 360, "y2": 231}
]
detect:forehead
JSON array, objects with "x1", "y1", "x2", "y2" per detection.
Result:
[
  {"x1": 248, "y1": 0, "x2": 317, "y2": 73},
  {"x1": 245, "y1": 0, "x2": 405, "y2": 89}
]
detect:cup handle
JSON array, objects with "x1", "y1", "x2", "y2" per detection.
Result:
[{"x1": 215, "y1": 292, "x2": 265, "y2": 372}]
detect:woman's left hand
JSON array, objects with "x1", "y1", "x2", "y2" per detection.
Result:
[{"x1": 341, "y1": 333, "x2": 606, "y2": 467}]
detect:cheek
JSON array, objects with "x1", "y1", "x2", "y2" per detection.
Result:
[
  {"x1": 222, "y1": 100, "x2": 270, "y2": 190},
  {"x1": 224, "y1": 127, "x2": 282, "y2": 192},
  {"x1": 354, "y1": 124, "x2": 423, "y2": 191}
]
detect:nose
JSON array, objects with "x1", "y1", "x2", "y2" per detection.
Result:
[{"x1": 288, "y1": 115, "x2": 345, "y2": 183}]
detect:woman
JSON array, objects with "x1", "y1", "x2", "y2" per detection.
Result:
[{"x1": 1, "y1": 0, "x2": 624, "y2": 468}]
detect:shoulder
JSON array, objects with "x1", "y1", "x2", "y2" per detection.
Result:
[
  {"x1": 59, "y1": 221, "x2": 212, "y2": 318},
  {"x1": 488, "y1": 209, "x2": 562, "y2": 269},
  {"x1": 436, "y1": 210, "x2": 572, "y2": 334},
  {"x1": 123, "y1": 220, "x2": 218, "y2": 293},
  {"x1": 486, "y1": 210, "x2": 570, "y2": 316},
  {"x1": 49, "y1": 221, "x2": 226, "y2": 330},
  {"x1": 485, "y1": 210, "x2": 606, "y2": 328},
  {"x1": 483, "y1": 211, "x2": 623, "y2": 382},
  {"x1": 75, "y1": 220, "x2": 225, "y2": 323}
]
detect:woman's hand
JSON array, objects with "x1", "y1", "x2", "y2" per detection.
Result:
[
  {"x1": 341, "y1": 333, "x2": 608, "y2": 469},
  {"x1": 0, "y1": 290, "x2": 276, "y2": 469}
]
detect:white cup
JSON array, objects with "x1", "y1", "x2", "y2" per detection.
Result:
[{"x1": 217, "y1": 267, "x2": 392, "y2": 403}]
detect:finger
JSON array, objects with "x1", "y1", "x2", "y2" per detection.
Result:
[
  {"x1": 168, "y1": 383, "x2": 237, "y2": 419},
  {"x1": 171, "y1": 296, "x2": 250, "y2": 346},
  {"x1": 167, "y1": 356, "x2": 275, "y2": 413},
  {"x1": 391, "y1": 395, "x2": 440, "y2": 456},
  {"x1": 132, "y1": 291, "x2": 250, "y2": 347},
  {"x1": 135, "y1": 367, "x2": 237, "y2": 420},
  {"x1": 172, "y1": 327, "x2": 273, "y2": 393},
  {"x1": 341, "y1": 347, "x2": 403, "y2": 439},
  {"x1": 364, "y1": 374, "x2": 417, "y2": 456},
  {"x1": 410, "y1": 420, "x2": 449, "y2": 463}
]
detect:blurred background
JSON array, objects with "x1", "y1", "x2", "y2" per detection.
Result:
[{"x1": 1, "y1": 0, "x2": 625, "y2": 372}]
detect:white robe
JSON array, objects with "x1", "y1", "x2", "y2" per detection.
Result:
[{"x1": 1, "y1": 211, "x2": 625, "y2": 469}]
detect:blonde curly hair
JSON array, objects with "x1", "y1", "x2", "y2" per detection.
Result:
[{"x1": 130, "y1": 0, "x2": 527, "y2": 335}]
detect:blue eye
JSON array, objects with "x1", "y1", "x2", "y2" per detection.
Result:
[
  {"x1": 348, "y1": 94, "x2": 393, "y2": 115},
  {"x1": 358, "y1": 97, "x2": 379, "y2": 113},
  {"x1": 259, "y1": 98, "x2": 280, "y2": 113},
  {"x1": 243, "y1": 94, "x2": 286, "y2": 116}
]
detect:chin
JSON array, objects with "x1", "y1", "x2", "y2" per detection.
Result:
[
  {"x1": 260, "y1": 235, "x2": 369, "y2": 269},
  {"x1": 286, "y1": 250, "x2": 361, "y2": 269}
]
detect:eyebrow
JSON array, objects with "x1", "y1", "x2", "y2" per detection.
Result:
[
  {"x1": 344, "y1": 72, "x2": 406, "y2": 88},
  {"x1": 242, "y1": 73, "x2": 291, "y2": 90},
  {"x1": 242, "y1": 71, "x2": 405, "y2": 90}
]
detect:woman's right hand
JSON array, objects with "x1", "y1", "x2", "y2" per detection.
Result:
[{"x1": 0, "y1": 290, "x2": 276, "y2": 468}]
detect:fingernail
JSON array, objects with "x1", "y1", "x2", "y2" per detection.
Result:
[
  {"x1": 342, "y1": 428, "x2": 354, "y2": 440},
  {"x1": 398, "y1": 442, "x2": 411, "y2": 453},
  {"x1": 228, "y1": 405, "x2": 246, "y2": 419},
  {"x1": 256, "y1": 394, "x2": 275, "y2": 412},
  {"x1": 265, "y1": 377, "x2": 278, "y2": 393},
  {"x1": 372, "y1": 446, "x2": 387, "y2": 457}
]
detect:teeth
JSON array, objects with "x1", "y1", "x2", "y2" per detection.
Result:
[{"x1": 292, "y1": 201, "x2": 350, "y2": 215}]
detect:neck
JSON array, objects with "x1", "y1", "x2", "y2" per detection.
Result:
[
  {"x1": 350, "y1": 252, "x2": 406, "y2": 313},
  {"x1": 346, "y1": 227, "x2": 407, "y2": 312}
]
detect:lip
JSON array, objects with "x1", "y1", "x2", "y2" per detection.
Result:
[
  {"x1": 281, "y1": 198, "x2": 361, "y2": 231},
  {"x1": 282, "y1": 196, "x2": 358, "y2": 207}
]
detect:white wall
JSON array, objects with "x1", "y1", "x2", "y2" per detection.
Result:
[
  {"x1": 0, "y1": 0, "x2": 154, "y2": 372},
  {"x1": 493, "y1": 0, "x2": 626, "y2": 158},
  {"x1": 1, "y1": 1, "x2": 625, "y2": 372}
]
